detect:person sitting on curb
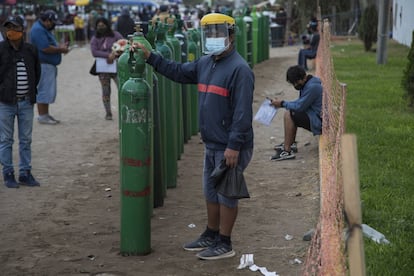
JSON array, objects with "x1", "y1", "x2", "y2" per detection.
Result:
[
  {"x1": 269, "y1": 65, "x2": 322, "y2": 161},
  {"x1": 298, "y1": 17, "x2": 319, "y2": 71}
]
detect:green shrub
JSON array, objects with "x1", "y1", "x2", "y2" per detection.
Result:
[
  {"x1": 401, "y1": 30, "x2": 414, "y2": 106},
  {"x1": 358, "y1": 4, "x2": 378, "y2": 51}
]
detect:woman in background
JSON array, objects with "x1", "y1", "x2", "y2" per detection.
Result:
[{"x1": 90, "y1": 17, "x2": 122, "y2": 120}]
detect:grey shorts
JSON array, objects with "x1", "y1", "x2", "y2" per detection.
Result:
[
  {"x1": 37, "y1": 63, "x2": 57, "y2": 104},
  {"x1": 203, "y1": 147, "x2": 253, "y2": 208}
]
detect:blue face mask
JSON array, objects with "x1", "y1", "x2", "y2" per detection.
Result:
[{"x1": 204, "y1": 37, "x2": 228, "y2": 55}]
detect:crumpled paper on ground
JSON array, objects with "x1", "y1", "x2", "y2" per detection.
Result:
[{"x1": 237, "y1": 254, "x2": 279, "y2": 276}]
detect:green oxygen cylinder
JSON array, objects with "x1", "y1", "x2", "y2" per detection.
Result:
[
  {"x1": 175, "y1": 14, "x2": 192, "y2": 142},
  {"x1": 117, "y1": 37, "x2": 132, "y2": 153},
  {"x1": 251, "y1": 6, "x2": 258, "y2": 66},
  {"x1": 117, "y1": 37, "x2": 132, "y2": 90},
  {"x1": 235, "y1": 14, "x2": 248, "y2": 62},
  {"x1": 132, "y1": 24, "x2": 153, "y2": 97},
  {"x1": 190, "y1": 27, "x2": 202, "y2": 58},
  {"x1": 131, "y1": 24, "x2": 159, "y2": 208},
  {"x1": 262, "y1": 11, "x2": 270, "y2": 61},
  {"x1": 186, "y1": 28, "x2": 200, "y2": 135},
  {"x1": 154, "y1": 19, "x2": 178, "y2": 190},
  {"x1": 120, "y1": 50, "x2": 152, "y2": 256},
  {"x1": 244, "y1": 15, "x2": 254, "y2": 68},
  {"x1": 145, "y1": 21, "x2": 156, "y2": 49},
  {"x1": 166, "y1": 15, "x2": 184, "y2": 157},
  {"x1": 257, "y1": 9, "x2": 266, "y2": 62},
  {"x1": 150, "y1": 21, "x2": 168, "y2": 203},
  {"x1": 146, "y1": 21, "x2": 166, "y2": 207}
]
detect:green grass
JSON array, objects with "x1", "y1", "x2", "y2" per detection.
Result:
[{"x1": 331, "y1": 39, "x2": 414, "y2": 275}]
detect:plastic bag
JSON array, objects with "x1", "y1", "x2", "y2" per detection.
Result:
[
  {"x1": 211, "y1": 159, "x2": 250, "y2": 199},
  {"x1": 210, "y1": 159, "x2": 228, "y2": 184}
]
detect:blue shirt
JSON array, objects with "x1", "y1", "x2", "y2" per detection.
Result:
[
  {"x1": 284, "y1": 75, "x2": 322, "y2": 135},
  {"x1": 30, "y1": 20, "x2": 62, "y2": 65}
]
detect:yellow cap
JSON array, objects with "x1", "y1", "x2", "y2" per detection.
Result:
[{"x1": 200, "y1": 13, "x2": 235, "y2": 26}]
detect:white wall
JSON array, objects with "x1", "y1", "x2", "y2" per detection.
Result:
[{"x1": 392, "y1": 0, "x2": 414, "y2": 47}]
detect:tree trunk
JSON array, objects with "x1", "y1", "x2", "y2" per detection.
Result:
[
  {"x1": 359, "y1": 0, "x2": 369, "y2": 10},
  {"x1": 284, "y1": 0, "x2": 293, "y2": 46}
]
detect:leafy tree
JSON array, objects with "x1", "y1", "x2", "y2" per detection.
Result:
[
  {"x1": 285, "y1": 0, "x2": 351, "y2": 36},
  {"x1": 358, "y1": 4, "x2": 377, "y2": 51},
  {"x1": 401, "y1": 30, "x2": 414, "y2": 106}
]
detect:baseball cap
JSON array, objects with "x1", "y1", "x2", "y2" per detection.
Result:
[
  {"x1": 159, "y1": 5, "x2": 168, "y2": 12},
  {"x1": 3, "y1": 15, "x2": 24, "y2": 28},
  {"x1": 40, "y1": 10, "x2": 62, "y2": 25}
]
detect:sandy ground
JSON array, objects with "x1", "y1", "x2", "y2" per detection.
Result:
[{"x1": 0, "y1": 44, "x2": 320, "y2": 276}]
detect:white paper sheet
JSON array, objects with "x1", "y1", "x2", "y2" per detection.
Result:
[
  {"x1": 96, "y1": 57, "x2": 117, "y2": 73},
  {"x1": 254, "y1": 99, "x2": 278, "y2": 126},
  {"x1": 238, "y1": 254, "x2": 279, "y2": 276}
]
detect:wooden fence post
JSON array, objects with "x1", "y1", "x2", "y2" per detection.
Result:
[{"x1": 341, "y1": 134, "x2": 366, "y2": 276}]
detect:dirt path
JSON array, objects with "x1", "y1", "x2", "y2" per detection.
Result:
[{"x1": 0, "y1": 45, "x2": 320, "y2": 276}]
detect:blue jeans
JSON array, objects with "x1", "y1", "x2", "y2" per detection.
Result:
[
  {"x1": 298, "y1": 48, "x2": 316, "y2": 69},
  {"x1": 0, "y1": 99, "x2": 34, "y2": 175},
  {"x1": 203, "y1": 147, "x2": 253, "y2": 208}
]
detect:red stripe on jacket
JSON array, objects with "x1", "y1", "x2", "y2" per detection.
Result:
[{"x1": 198, "y1": 84, "x2": 229, "y2": 97}]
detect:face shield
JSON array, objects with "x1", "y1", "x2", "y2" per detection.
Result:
[{"x1": 201, "y1": 23, "x2": 230, "y2": 56}]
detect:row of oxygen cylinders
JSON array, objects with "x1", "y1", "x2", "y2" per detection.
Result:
[
  {"x1": 117, "y1": 11, "x2": 270, "y2": 255},
  {"x1": 236, "y1": 7, "x2": 270, "y2": 67},
  {"x1": 118, "y1": 14, "x2": 202, "y2": 255}
]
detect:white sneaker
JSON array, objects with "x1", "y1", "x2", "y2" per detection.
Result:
[
  {"x1": 48, "y1": 115, "x2": 60, "y2": 123},
  {"x1": 38, "y1": 116, "x2": 57, "y2": 125}
]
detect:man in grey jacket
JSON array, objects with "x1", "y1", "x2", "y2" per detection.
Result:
[{"x1": 270, "y1": 65, "x2": 322, "y2": 161}]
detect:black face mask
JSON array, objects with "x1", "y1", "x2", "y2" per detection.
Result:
[
  {"x1": 48, "y1": 23, "x2": 56, "y2": 31},
  {"x1": 97, "y1": 27, "x2": 107, "y2": 34},
  {"x1": 294, "y1": 83, "x2": 304, "y2": 90}
]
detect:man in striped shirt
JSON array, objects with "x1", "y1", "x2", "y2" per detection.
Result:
[{"x1": 0, "y1": 15, "x2": 41, "y2": 188}]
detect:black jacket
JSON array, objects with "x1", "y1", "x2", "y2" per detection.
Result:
[{"x1": 0, "y1": 39, "x2": 41, "y2": 104}]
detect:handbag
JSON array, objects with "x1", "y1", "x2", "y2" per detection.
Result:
[
  {"x1": 211, "y1": 159, "x2": 250, "y2": 199},
  {"x1": 89, "y1": 60, "x2": 98, "y2": 76}
]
